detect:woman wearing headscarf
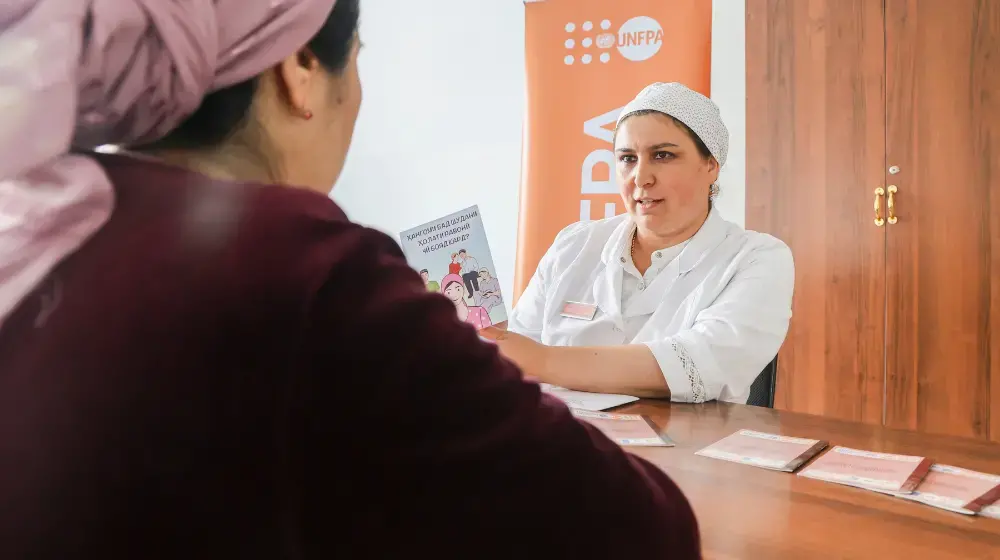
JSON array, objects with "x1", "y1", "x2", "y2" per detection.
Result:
[
  {"x1": 490, "y1": 83, "x2": 794, "y2": 405},
  {"x1": 441, "y1": 274, "x2": 492, "y2": 329},
  {"x1": 0, "y1": 2, "x2": 700, "y2": 558}
]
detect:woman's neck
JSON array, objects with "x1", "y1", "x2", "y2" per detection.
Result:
[
  {"x1": 142, "y1": 143, "x2": 278, "y2": 185},
  {"x1": 632, "y1": 209, "x2": 709, "y2": 274},
  {"x1": 635, "y1": 210, "x2": 708, "y2": 252},
  {"x1": 455, "y1": 300, "x2": 470, "y2": 320}
]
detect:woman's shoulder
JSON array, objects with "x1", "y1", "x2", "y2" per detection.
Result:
[
  {"x1": 99, "y1": 152, "x2": 352, "y2": 228},
  {"x1": 97, "y1": 153, "x2": 404, "y2": 312},
  {"x1": 102, "y1": 152, "x2": 386, "y2": 243},
  {"x1": 716, "y1": 220, "x2": 793, "y2": 273},
  {"x1": 212, "y1": 188, "x2": 403, "y2": 303},
  {"x1": 734, "y1": 228, "x2": 793, "y2": 263}
]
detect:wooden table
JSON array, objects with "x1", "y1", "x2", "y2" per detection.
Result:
[{"x1": 617, "y1": 400, "x2": 1000, "y2": 559}]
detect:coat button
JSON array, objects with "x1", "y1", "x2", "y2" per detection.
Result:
[
  {"x1": 638, "y1": 282, "x2": 645, "y2": 290},
  {"x1": 655, "y1": 251, "x2": 662, "y2": 259},
  {"x1": 619, "y1": 256, "x2": 626, "y2": 263}
]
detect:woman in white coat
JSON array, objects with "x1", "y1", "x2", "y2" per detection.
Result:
[{"x1": 482, "y1": 82, "x2": 794, "y2": 404}]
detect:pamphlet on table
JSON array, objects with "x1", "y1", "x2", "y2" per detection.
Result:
[
  {"x1": 797, "y1": 446, "x2": 932, "y2": 493},
  {"x1": 880, "y1": 464, "x2": 1000, "y2": 515},
  {"x1": 695, "y1": 430, "x2": 828, "y2": 472},
  {"x1": 398, "y1": 205, "x2": 506, "y2": 329},
  {"x1": 571, "y1": 410, "x2": 674, "y2": 447}
]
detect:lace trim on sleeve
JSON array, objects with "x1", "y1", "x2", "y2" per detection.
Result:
[{"x1": 672, "y1": 341, "x2": 706, "y2": 403}]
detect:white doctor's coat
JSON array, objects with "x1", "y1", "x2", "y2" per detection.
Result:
[{"x1": 509, "y1": 210, "x2": 794, "y2": 404}]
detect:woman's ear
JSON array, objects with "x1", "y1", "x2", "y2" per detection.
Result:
[
  {"x1": 275, "y1": 49, "x2": 322, "y2": 118},
  {"x1": 707, "y1": 156, "x2": 721, "y2": 181}
]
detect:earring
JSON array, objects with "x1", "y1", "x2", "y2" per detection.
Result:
[
  {"x1": 709, "y1": 183, "x2": 720, "y2": 199},
  {"x1": 302, "y1": 109, "x2": 313, "y2": 120}
]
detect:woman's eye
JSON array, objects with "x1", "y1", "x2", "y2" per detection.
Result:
[
  {"x1": 619, "y1": 155, "x2": 637, "y2": 164},
  {"x1": 654, "y1": 151, "x2": 676, "y2": 160}
]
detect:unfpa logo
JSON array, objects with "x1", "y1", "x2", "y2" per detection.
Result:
[
  {"x1": 563, "y1": 16, "x2": 664, "y2": 65},
  {"x1": 616, "y1": 16, "x2": 664, "y2": 61}
]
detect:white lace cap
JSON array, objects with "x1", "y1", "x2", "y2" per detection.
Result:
[{"x1": 615, "y1": 82, "x2": 729, "y2": 168}]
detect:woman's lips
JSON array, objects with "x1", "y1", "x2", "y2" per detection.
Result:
[{"x1": 635, "y1": 198, "x2": 664, "y2": 212}]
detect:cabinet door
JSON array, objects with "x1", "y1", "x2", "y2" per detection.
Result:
[
  {"x1": 746, "y1": 0, "x2": 887, "y2": 423},
  {"x1": 885, "y1": 0, "x2": 1000, "y2": 440}
]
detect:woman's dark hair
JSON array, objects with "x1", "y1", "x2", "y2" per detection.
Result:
[
  {"x1": 615, "y1": 109, "x2": 713, "y2": 161},
  {"x1": 147, "y1": 0, "x2": 360, "y2": 150}
]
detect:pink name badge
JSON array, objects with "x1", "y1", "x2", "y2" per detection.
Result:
[{"x1": 560, "y1": 301, "x2": 598, "y2": 321}]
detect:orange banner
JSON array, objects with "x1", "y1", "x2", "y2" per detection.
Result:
[{"x1": 514, "y1": 0, "x2": 712, "y2": 301}]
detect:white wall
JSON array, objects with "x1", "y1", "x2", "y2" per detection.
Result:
[
  {"x1": 334, "y1": 0, "x2": 746, "y2": 307},
  {"x1": 710, "y1": 0, "x2": 746, "y2": 228}
]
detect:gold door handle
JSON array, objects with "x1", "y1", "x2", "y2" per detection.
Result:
[
  {"x1": 874, "y1": 187, "x2": 885, "y2": 226},
  {"x1": 887, "y1": 185, "x2": 897, "y2": 224}
]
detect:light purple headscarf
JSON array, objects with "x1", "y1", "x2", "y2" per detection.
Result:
[{"x1": 0, "y1": 0, "x2": 337, "y2": 327}]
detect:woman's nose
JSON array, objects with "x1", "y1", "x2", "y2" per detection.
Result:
[{"x1": 633, "y1": 160, "x2": 655, "y2": 189}]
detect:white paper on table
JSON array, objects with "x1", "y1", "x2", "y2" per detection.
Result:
[{"x1": 540, "y1": 384, "x2": 639, "y2": 411}]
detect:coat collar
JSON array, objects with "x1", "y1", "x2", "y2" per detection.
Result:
[{"x1": 599, "y1": 208, "x2": 730, "y2": 273}]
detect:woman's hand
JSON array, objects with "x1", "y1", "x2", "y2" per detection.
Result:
[{"x1": 480, "y1": 325, "x2": 550, "y2": 378}]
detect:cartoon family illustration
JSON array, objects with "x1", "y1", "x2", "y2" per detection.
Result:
[{"x1": 420, "y1": 249, "x2": 503, "y2": 329}]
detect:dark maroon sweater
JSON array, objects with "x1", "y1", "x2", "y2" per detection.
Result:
[{"x1": 0, "y1": 154, "x2": 699, "y2": 558}]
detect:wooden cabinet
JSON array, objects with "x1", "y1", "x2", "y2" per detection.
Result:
[{"x1": 747, "y1": 0, "x2": 1000, "y2": 440}]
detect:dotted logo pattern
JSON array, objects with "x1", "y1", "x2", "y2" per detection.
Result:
[{"x1": 563, "y1": 17, "x2": 663, "y2": 65}]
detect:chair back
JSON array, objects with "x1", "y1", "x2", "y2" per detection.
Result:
[{"x1": 746, "y1": 357, "x2": 777, "y2": 408}]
